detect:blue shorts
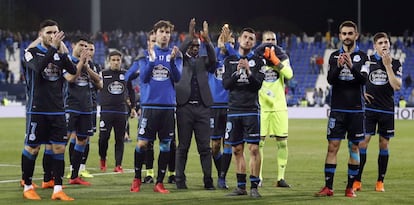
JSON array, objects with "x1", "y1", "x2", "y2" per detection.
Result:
[
  {"x1": 225, "y1": 111, "x2": 260, "y2": 145},
  {"x1": 210, "y1": 108, "x2": 227, "y2": 140},
  {"x1": 138, "y1": 108, "x2": 175, "y2": 141},
  {"x1": 365, "y1": 109, "x2": 394, "y2": 138},
  {"x1": 327, "y1": 111, "x2": 365, "y2": 142},
  {"x1": 25, "y1": 114, "x2": 68, "y2": 146}
]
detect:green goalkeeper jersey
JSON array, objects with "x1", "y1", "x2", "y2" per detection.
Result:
[{"x1": 259, "y1": 59, "x2": 293, "y2": 112}]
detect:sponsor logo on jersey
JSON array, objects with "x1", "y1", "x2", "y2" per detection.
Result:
[
  {"x1": 152, "y1": 64, "x2": 170, "y2": 81},
  {"x1": 108, "y1": 81, "x2": 124, "y2": 94},
  {"x1": 369, "y1": 69, "x2": 388, "y2": 85},
  {"x1": 75, "y1": 73, "x2": 90, "y2": 86},
  {"x1": 264, "y1": 69, "x2": 279, "y2": 82},
  {"x1": 42, "y1": 63, "x2": 61, "y2": 81},
  {"x1": 338, "y1": 68, "x2": 355, "y2": 81},
  {"x1": 214, "y1": 66, "x2": 225, "y2": 80}
]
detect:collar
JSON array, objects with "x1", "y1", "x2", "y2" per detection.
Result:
[{"x1": 339, "y1": 44, "x2": 360, "y2": 54}]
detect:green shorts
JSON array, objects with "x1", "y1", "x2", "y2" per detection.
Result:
[{"x1": 260, "y1": 110, "x2": 288, "y2": 137}]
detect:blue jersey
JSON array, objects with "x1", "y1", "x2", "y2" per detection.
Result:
[
  {"x1": 139, "y1": 45, "x2": 183, "y2": 107},
  {"x1": 208, "y1": 47, "x2": 230, "y2": 106}
]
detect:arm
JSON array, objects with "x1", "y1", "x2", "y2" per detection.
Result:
[
  {"x1": 383, "y1": 55, "x2": 402, "y2": 91},
  {"x1": 87, "y1": 61, "x2": 103, "y2": 89},
  {"x1": 327, "y1": 53, "x2": 342, "y2": 85},
  {"x1": 138, "y1": 51, "x2": 154, "y2": 84},
  {"x1": 222, "y1": 57, "x2": 239, "y2": 90},
  {"x1": 64, "y1": 50, "x2": 88, "y2": 82},
  {"x1": 169, "y1": 47, "x2": 183, "y2": 83},
  {"x1": 125, "y1": 60, "x2": 140, "y2": 81},
  {"x1": 200, "y1": 20, "x2": 217, "y2": 72}
]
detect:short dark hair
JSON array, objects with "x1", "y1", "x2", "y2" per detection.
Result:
[
  {"x1": 39, "y1": 19, "x2": 58, "y2": 30},
  {"x1": 153, "y1": 20, "x2": 174, "y2": 33},
  {"x1": 241, "y1": 27, "x2": 256, "y2": 35},
  {"x1": 73, "y1": 35, "x2": 92, "y2": 44},
  {"x1": 339, "y1": 20, "x2": 358, "y2": 33},
  {"x1": 147, "y1": 30, "x2": 155, "y2": 39},
  {"x1": 373, "y1": 32, "x2": 389, "y2": 43},
  {"x1": 109, "y1": 50, "x2": 122, "y2": 58}
]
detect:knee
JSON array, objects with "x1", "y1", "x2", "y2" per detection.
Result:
[{"x1": 160, "y1": 140, "x2": 172, "y2": 152}]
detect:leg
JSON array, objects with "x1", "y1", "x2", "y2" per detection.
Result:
[
  {"x1": 276, "y1": 137, "x2": 290, "y2": 187},
  {"x1": 325, "y1": 140, "x2": 341, "y2": 189},
  {"x1": 175, "y1": 106, "x2": 193, "y2": 188},
  {"x1": 113, "y1": 114, "x2": 126, "y2": 170},
  {"x1": 354, "y1": 135, "x2": 371, "y2": 190},
  {"x1": 376, "y1": 136, "x2": 389, "y2": 192},
  {"x1": 258, "y1": 136, "x2": 265, "y2": 182}
]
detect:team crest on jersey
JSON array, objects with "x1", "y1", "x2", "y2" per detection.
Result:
[
  {"x1": 152, "y1": 64, "x2": 170, "y2": 81},
  {"x1": 119, "y1": 74, "x2": 125, "y2": 80},
  {"x1": 248, "y1": 59, "x2": 256, "y2": 67},
  {"x1": 24, "y1": 52, "x2": 33, "y2": 62},
  {"x1": 369, "y1": 69, "x2": 388, "y2": 85},
  {"x1": 53, "y1": 53, "x2": 61, "y2": 61},
  {"x1": 100, "y1": 120, "x2": 105, "y2": 127},
  {"x1": 42, "y1": 63, "x2": 61, "y2": 81},
  {"x1": 108, "y1": 81, "x2": 124, "y2": 94},
  {"x1": 353, "y1": 55, "x2": 361, "y2": 62},
  {"x1": 166, "y1": 54, "x2": 171, "y2": 62},
  {"x1": 264, "y1": 69, "x2": 279, "y2": 82}
]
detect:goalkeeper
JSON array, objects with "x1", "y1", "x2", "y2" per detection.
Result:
[{"x1": 255, "y1": 31, "x2": 293, "y2": 188}]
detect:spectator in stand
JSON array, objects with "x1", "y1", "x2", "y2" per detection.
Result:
[
  {"x1": 316, "y1": 55, "x2": 324, "y2": 74},
  {"x1": 407, "y1": 88, "x2": 414, "y2": 107},
  {"x1": 404, "y1": 73, "x2": 412, "y2": 88},
  {"x1": 399, "y1": 96, "x2": 407, "y2": 108}
]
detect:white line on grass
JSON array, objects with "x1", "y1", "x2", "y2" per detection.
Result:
[{"x1": 0, "y1": 166, "x2": 136, "y2": 184}]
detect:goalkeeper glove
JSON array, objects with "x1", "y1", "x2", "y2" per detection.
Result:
[{"x1": 263, "y1": 47, "x2": 281, "y2": 66}]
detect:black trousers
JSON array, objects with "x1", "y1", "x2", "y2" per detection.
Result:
[
  {"x1": 98, "y1": 112, "x2": 127, "y2": 166},
  {"x1": 175, "y1": 103, "x2": 212, "y2": 183}
]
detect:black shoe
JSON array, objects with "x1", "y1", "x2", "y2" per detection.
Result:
[
  {"x1": 204, "y1": 183, "x2": 216, "y2": 190},
  {"x1": 203, "y1": 177, "x2": 215, "y2": 190},
  {"x1": 277, "y1": 179, "x2": 291, "y2": 188},
  {"x1": 226, "y1": 187, "x2": 247, "y2": 196},
  {"x1": 168, "y1": 175, "x2": 176, "y2": 184},
  {"x1": 176, "y1": 181, "x2": 188, "y2": 189},
  {"x1": 143, "y1": 176, "x2": 154, "y2": 184},
  {"x1": 250, "y1": 188, "x2": 262, "y2": 198}
]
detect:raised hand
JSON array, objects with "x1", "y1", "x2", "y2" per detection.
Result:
[
  {"x1": 51, "y1": 31, "x2": 65, "y2": 48},
  {"x1": 200, "y1": 21, "x2": 210, "y2": 42},
  {"x1": 189, "y1": 18, "x2": 196, "y2": 37},
  {"x1": 170, "y1": 46, "x2": 179, "y2": 59}
]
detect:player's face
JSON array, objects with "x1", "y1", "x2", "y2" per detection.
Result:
[
  {"x1": 109, "y1": 55, "x2": 122, "y2": 70},
  {"x1": 87, "y1": 43, "x2": 95, "y2": 58},
  {"x1": 238, "y1": 31, "x2": 256, "y2": 50},
  {"x1": 374, "y1": 37, "x2": 390, "y2": 55},
  {"x1": 187, "y1": 38, "x2": 200, "y2": 57},
  {"x1": 147, "y1": 34, "x2": 156, "y2": 49},
  {"x1": 262, "y1": 33, "x2": 277, "y2": 46},
  {"x1": 155, "y1": 26, "x2": 171, "y2": 48},
  {"x1": 40, "y1": 25, "x2": 59, "y2": 47},
  {"x1": 339, "y1": 26, "x2": 358, "y2": 47},
  {"x1": 72, "y1": 40, "x2": 88, "y2": 58}
]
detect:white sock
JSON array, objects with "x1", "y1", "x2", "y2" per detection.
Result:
[
  {"x1": 53, "y1": 185, "x2": 62, "y2": 193},
  {"x1": 24, "y1": 184, "x2": 33, "y2": 192},
  {"x1": 79, "y1": 164, "x2": 86, "y2": 172}
]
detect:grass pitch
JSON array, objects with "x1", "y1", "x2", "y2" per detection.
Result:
[{"x1": 0, "y1": 118, "x2": 413, "y2": 204}]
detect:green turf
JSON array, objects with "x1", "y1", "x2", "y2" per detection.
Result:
[{"x1": 0, "y1": 118, "x2": 413, "y2": 204}]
